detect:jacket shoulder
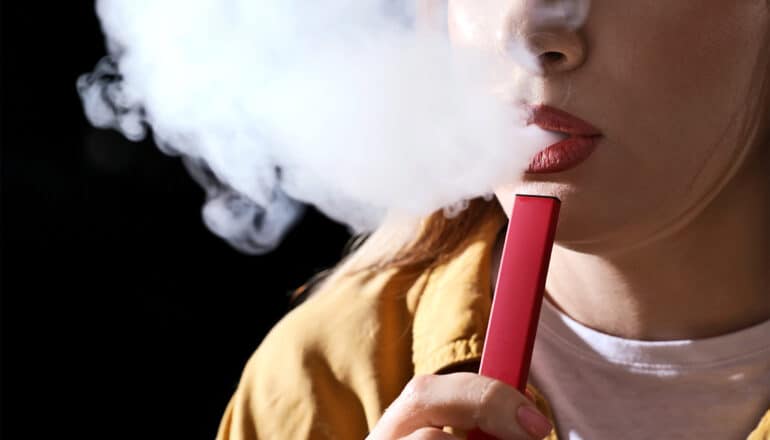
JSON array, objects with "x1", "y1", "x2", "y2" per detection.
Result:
[{"x1": 217, "y1": 268, "x2": 427, "y2": 440}]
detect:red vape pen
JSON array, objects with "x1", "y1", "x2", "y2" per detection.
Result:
[{"x1": 467, "y1": 195, "x2": 560, "y2": 440}]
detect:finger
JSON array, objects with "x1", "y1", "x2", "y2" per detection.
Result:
[
  {"x1": 371, "y1": 373, "x2": 549, "y2": 440},
  {"x1": 401, "y1": 427, "x2": 459, "y2": 440}
]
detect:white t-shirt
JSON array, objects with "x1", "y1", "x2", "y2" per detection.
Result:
[{"x1": 529, "y1": 297, "x2": 770, "y2": 440}]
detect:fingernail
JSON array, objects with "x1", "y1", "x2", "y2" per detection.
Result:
[{"x1": 517, "y1": 405, "x2": 553, "y2": 439}]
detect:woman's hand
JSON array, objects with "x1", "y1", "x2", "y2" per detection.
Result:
[{"x1": 367, "y1": 373, "x2": 553, "y2": 439}]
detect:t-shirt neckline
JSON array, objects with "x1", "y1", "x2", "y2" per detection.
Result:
[{"x1": 538, "y1": 296, "x2": 770, "y2": 371}]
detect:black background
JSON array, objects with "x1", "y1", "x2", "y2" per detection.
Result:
[{"x1": 1, "y1": 2, "x2": 351, "y2": 438}]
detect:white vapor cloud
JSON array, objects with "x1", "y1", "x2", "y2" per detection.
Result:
[{"x1": 78, "y1": 0, "x2": 585, "y2": 253}]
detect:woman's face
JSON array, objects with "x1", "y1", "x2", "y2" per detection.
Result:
[{"x1": 446, "y1": 0, "x2": 770, "y2": 250}]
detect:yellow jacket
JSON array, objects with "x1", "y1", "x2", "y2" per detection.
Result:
[{"x1": 216, "y1": 208, "x2": 770, "y2": 440}]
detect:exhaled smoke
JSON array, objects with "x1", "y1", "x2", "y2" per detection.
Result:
[{"x1": 78, "y1": 0, "x2": 587, "y2": 254}]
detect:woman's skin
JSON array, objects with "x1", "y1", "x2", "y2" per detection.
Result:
[
  {"x1": 370, "y1": 1, "x2": 770, "y2": 438},
  {"x1": 484, "y1": 0, "x2": 770, "y2": 341}
]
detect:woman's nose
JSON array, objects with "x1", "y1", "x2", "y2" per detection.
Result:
[
  {"x1": 499, "y1": 2, "x2": 588, "y2": 75},
  {"x1": 525, "y1": 30, "x2": 586, "y2": 74}
]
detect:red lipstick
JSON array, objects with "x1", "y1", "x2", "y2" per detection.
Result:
[{"x1": 526, "y1": 105, "x2": 602, "y2": 173}]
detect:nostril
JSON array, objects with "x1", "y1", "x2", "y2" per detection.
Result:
[
  {"x1": 512, "y1": 30, "x2": 586, "y2": 74},
  {"x1": 540, "y1": 51, "x2": 566, "y2": 65}
]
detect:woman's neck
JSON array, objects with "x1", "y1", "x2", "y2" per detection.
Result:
[
  {"x1": 550, "y1": 158, "x2": 770, "y2": 340},
  {"x1": 493, "y1": 153, "x2": 770, "y2": 341}
]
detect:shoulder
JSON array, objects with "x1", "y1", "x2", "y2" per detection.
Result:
[
  {"x1": 216, "y1": 205, "x2": 505, "y2": 439},
  {"x1": 217, "y1": 267, "x2": 429, "y2": 440}
]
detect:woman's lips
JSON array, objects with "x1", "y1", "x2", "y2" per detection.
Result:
[{"x1": 525, "y1": 105, "x2": 603, "y2": 174}]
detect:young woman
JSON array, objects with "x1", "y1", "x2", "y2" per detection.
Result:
[{"x1": 216, "y1": 0, "x2": 770, "y2": 438}]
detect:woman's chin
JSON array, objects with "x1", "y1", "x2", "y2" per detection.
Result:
[{"x1": 494, "y1": 181, "x2": 641, "y2": 253}]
